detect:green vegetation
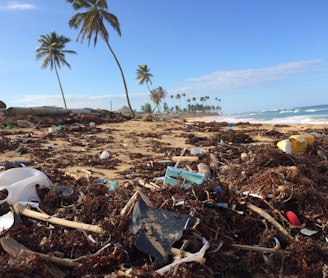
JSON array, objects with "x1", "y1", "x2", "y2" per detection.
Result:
[
  {"x1": 167, "y1": 94, "x2": 222, "y2": 115},
  {"x1": 67, "y1": 0, "x2": 134, "y2": 116},
  {"x1": 35, "y1": 32, "x2": 76, "y2": 109},
  {"x1": 136, "y1": 64, "x2": 153, "y2": 92},
  {"x1": 136, "y1": 64, "x2": 167, "y2": 114}
]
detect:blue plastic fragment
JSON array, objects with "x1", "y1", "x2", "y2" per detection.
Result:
[
  {"x1": 164, "y1": 166, "x2": 205, "y2": 188},
  {"x1": 106, "y1": 180, "x2": 119, "y2": 191},
  {"x1": 3, "y1": 161, "x2": 28, "y2": 167},
  {"x1": 217, "y1": 202, "x2": 228, "y2": 208},
  {"x1": 215, "y1": 185, "x2": 222, "y2": 194}
]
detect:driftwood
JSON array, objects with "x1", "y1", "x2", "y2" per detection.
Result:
[
  {"x1": 171, "y1": 156, "x2": 199, "y2": 163},
  {"x1": 246, "y1": 203, "x2": 293, "y2": 239},
  {"x1": 1, "y1": 237, "x2": 77, "y2": 267},
  {"x1": 231, "y1": 243, "x2": 291, "y2": 254},
  {"x1": 13, "y1": 203, "x2": 105, "y2": 234}
]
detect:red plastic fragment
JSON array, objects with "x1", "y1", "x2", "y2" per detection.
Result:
[{"x1": 286, "y1": 211, "x2": 301, "y2": 226}]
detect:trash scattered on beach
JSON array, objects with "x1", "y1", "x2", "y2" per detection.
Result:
[
  {"x1": 277, "y1": 133, "x2": 315, "y2": 154},
  {"x1": 129, "y1": 200, "x2": 196, "y2": 265},
  {"x1": 164, "y1": 166, "x2": 205, "y2": 188},
  {"x1": 99, "y1": 150, "x2": 110, "y2": 159},
  {"x1": 0, "y1": 168, "x2": 53, "y2": 205},
  {"x1": 0, "y1": 109, "x2": 327, "y2": 277}
]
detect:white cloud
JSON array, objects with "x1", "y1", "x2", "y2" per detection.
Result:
[
  {"x1": 180, "y1": 59, "x2": 323, "y2": 94},
  {"x1": 0, "y1": 2, "x2": 35, "y2": 10}
]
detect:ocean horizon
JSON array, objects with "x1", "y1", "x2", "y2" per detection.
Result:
[{"x1": 206, "y1": 104, "x2": 328, "y2": 125}]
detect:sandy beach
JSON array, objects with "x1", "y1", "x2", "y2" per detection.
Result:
[
  {"x1": 0, "y1": 111, "x2": 327, "y2": 277},
  {"x1": 2, "y1": 114, "x2": 324, "y2": 179}
]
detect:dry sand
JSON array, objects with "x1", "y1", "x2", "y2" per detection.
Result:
[{"x1": 2, "y1": 116, "x2": 326, "y2": 181}]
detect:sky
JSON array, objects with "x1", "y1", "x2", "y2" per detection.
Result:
[{"x1": 0, "y1": 0, "x2": 328, "y2": 114}]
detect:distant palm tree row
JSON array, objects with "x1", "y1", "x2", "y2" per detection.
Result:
[
  {"x1": 136, "y1": 64, "x2": 221, "y2": 115},
  {"x1": 35, "y1": 0, "x2": 134, "y2": 116}
]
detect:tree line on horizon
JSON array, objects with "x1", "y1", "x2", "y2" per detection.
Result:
[
  {"x1": 35, "y1": 0, "x2": 221, "y2": 116},
  {"x1": 136, "y1": 64, "x2": 222, "y2": 115}
]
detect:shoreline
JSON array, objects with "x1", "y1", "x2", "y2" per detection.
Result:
[{"x1": 184, "y1": 113, "x2": 328, "y2": 127}]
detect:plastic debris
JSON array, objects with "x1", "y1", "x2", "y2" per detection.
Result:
[
  {"x1": 100, "y1": 151, "x2": 110, "y2": 160},
  {"x1": 36, "y1": 131, "x2": 47, "y2": 138},
  {"x1": 164, "y1": 166, "x2": 205, "y2": 188},
  {"x1": 0, "y1": 202, "x2": 14, "y2": 232},
  {"x1": 155, "y1": 237, "x2": 209, "y2": 275},
  {"x1": 300, "y1": 228, "x2": 319, "y2": 236},
  {"x1": 215, "y1": 185, "x2": 222, "y2": 194},
  {"x1": 286, "y1": 210, "x2": 301, "y2": 226},
  {"x1": 3, "y1": 161, "x2": 28, "y2": 168},
  {"x1": 55, "y1": 185, "x2": 73, "y2": 198},
  {"x1": 290, "y1": 134, "x2": 315, "y2": 145},
  {"x1": 129, "y1": 200, "x2": 196, "y2": 265},
  {"x1": 106, "y1": 180, "x2": 119, "y2": 191},
  {"x1": 190, "y1": 147, "x2": 207, "y2": 155},
  {"x1": 277, "y1": 134, "x2": 315, "y2": 154},
  {"x1": 0, "y1": 168, "x2": 53, "y2": 205},
  {"x1": 0, "y1": 211, "x2": 14, "y2": 232}
]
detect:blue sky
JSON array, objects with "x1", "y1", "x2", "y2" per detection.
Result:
[{"x1": 0, "y1": 0, "x2": 327, "y2": 114}]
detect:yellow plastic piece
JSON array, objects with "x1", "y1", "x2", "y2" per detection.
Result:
[
  {"x1": 277, "y1": 138, "x2": 308, "y2": 155},
  {"x1": 289, "y1": 134, "x2": 314, "y2": 145}
]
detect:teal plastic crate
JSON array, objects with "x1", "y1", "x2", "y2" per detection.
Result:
[{"x1": 164, "y1": 166, "x2": 205, "y2": 188}]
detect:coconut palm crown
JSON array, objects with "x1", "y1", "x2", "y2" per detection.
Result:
[{"x1": 136, "y1": 64, "x2": 153, "y2": 91}]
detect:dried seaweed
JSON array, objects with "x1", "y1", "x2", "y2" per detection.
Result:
[{"x1": 0, "y1": 117, "x2": 327, "y2": 277}]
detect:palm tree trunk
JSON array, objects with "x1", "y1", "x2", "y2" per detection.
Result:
[
  {"x1": 105, "y1": 41, "x2": 135, "y2": 117},
  {"x1": 54, "y1": 64, "x2": 67, "y2": 109}
]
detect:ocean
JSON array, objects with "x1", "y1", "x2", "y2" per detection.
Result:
[{"x1": 207, "y1": 104, "x2": 328, "y2": 125}]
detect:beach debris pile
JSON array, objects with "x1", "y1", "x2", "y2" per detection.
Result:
[{"x1": 0, "y1": 114, "x2": 327, "y2": 277}]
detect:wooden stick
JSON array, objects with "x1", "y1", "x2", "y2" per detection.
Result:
[
  {"x1": 1, "y1": 237, "x2": 77, "y2": 267},
  {"x1": 171, "y1": 156, "x2": 199, "y2": 163},
  {"x1": 231, "y1": 243, "x2": 291, "y2": 254},
  {"x1": 174, "y1": 147, "x2": 188, "y2": 168},
  {"x1": 13, "y1": 203, "x2": 105, "y2": 234},
  {"x1": 246, "y1": 203, "x2": 293, "y2": 239}
]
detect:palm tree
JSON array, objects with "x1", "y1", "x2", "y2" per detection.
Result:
[
  {"x1": 141, "y1": 103, "x2": 153, "y2": 114},
  {"x1": 150, "y1": 86, "x2": 167, "y2": 113},
  {"x1": 175, "y1": 94, "x2": 181, "y2": 110},
  {"x1": 170, "y1": 95, "x2": 175, "y2": 111},
  {"x1": 136, "y1": 64, "x2": 153, "y2": 91},
  {"x1": 181, "y1": 92, "x2": 187, "y2": 110},
  {"x1": 215, "y1": 97, "x2": 222, "y2": 114},
  {"x1": 200, "y1": 96, "x2": 205, "y2": 113},
  {"x1": 36, "y1": 32, "x2": 76, "y2": 109},
  {"x1": 67, "y1": 0, "x2": 134, "y2": 116}
]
